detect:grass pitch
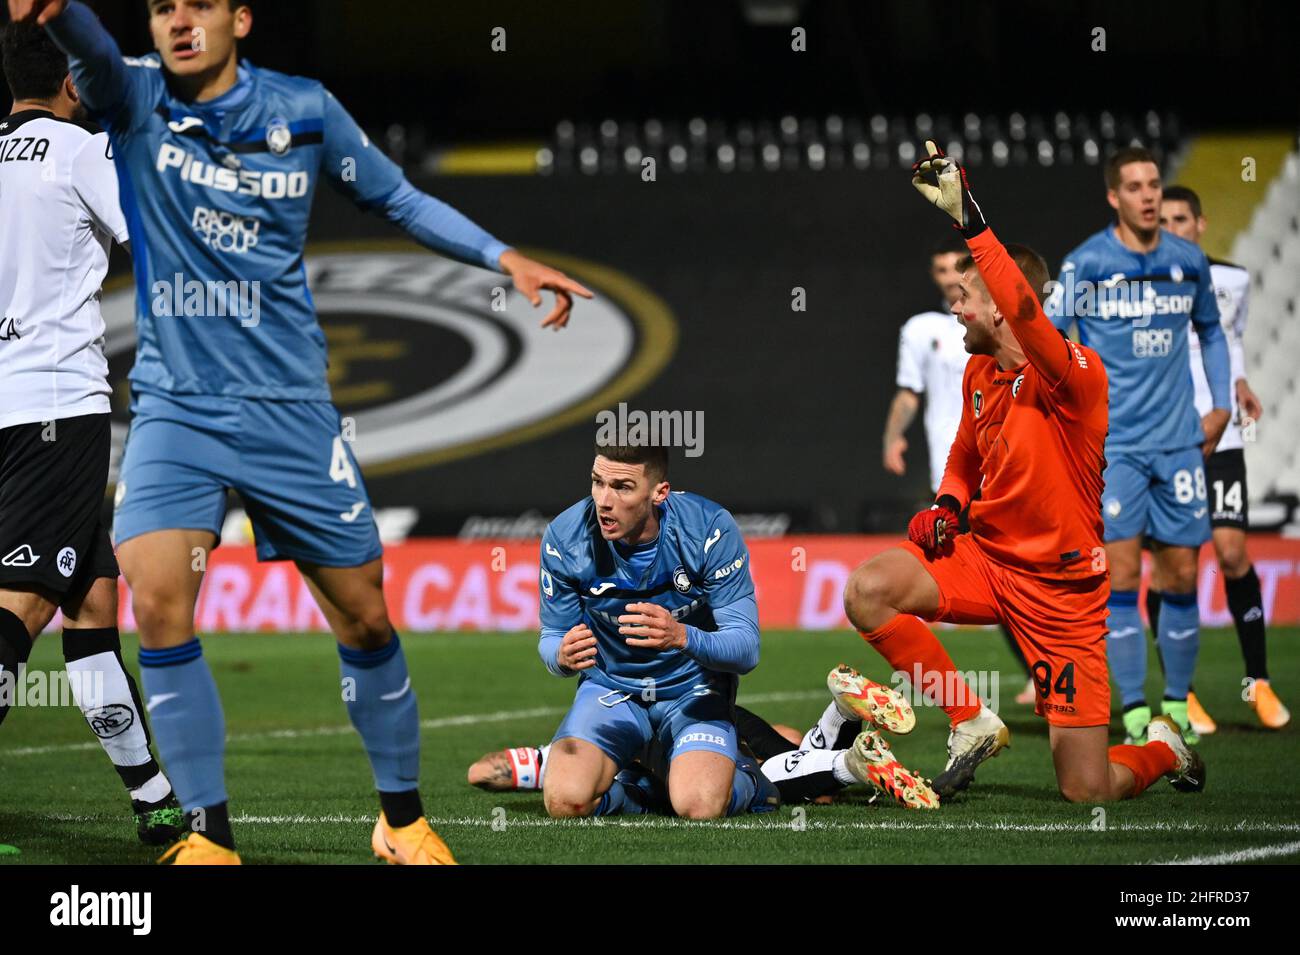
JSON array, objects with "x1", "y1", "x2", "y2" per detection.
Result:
[{"x1": 1, "y1": 627, "x2": 1296, "y2": 865}]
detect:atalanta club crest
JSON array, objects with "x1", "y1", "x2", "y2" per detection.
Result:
[
  {"x1": 266, "y1": 118, "x2": 292, "y2": 156},
  {"x1": 973, "y1": 389, "x2": 984, "y2": 417},
  {"x1": 673, "y1": 566, "x2": 692, "y2": 594}
]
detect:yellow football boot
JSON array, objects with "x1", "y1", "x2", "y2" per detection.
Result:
[
  {"x1": 1249, "y1": 680, "x2": 1291, "y2": 729},
  {"x1": 157, "y1": 832, "x2": 241, "y2": 865},
  {"x1": 371, "y1": 813, "x2": 457, "y2": 865}
]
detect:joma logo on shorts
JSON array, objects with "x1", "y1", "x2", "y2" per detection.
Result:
[{"x1": 676, "y1": 732, "x2": 726, "y2": 748}]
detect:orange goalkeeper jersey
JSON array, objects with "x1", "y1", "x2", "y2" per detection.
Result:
[{"x1": 937, "y1": 229, "x2": 1109, "y2": 581}]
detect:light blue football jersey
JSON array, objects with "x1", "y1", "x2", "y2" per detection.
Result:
[
  {"x1": 1046, "y1": 226, "x2": 1230, "y2": 454},
  {"x1": 48, "y1": 2, "x2": 508, "y2": 401},
  {"x1": 539, "y1": 491, "x2": 758, "y2": 700}
]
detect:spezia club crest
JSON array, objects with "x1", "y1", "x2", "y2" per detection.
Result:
[
  {"x1": 1012, "y1": 374, "x2": 1025, "y2": 397},
  {"x1": 266, "y1": 118, "x2": 292, "y2": 156},
  {"x1": 673, "y1": 566, "x2": 692, "y2": 594}
]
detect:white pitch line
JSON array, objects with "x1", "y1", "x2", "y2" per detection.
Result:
[
  {"x1": 0, "y1": 689, "x2": 825, "y2": 759},
  {"x1": 43, "y1": 812, "x2": 1300, "y2": 835},
  {"x1": 1148, "y1": 839, "x2": 1300, "y2": 866}
]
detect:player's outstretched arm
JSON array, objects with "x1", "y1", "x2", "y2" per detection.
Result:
[
  {"x1": 911, "y1": 140, "x2": 1075, "y2": 389},
  {"x1": 17, "y1": 0, "x2": 132, "y2": 120},
  {"x1": 321, "y1": 93, "x2": 593, "y2": 329}
]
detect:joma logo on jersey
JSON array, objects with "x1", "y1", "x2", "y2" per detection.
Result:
[
  {"x1": 191, "y1": 206, "x2": 261, "y2": 254},
  {"x1": 1132, "y1": 328, "x2": 1173, "y2": 358},
  {"x1": 156, "y1": 143, "x2": 309, "y2": 199}
]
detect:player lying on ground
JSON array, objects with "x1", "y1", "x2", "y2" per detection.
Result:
[
  {"x1": 1147, "y1": 186, "x2": 1288, "y2": 732},
  {"x1": 1046, "y1": 148, "x2": 1232, "y2": 746},
  {"x1": 842, "y1": 142, "x2": 1205, "y2": 803},
  {"x1": 13, "y1": 0, "x2": 592, "y2": 865},
  {"x1": 469, "y1": 664, "x2": 937, "y2": 809},
  {"x1": 0, "y1": 22, "x2": 181, "y2": 846}
]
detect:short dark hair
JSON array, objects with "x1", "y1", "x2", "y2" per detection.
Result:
[
  {"x1": 146, "y1": 0, "x2": 248, "y2": 9},
  {"x1": 930, "y1": 235, "x2": 967, "y2": 259},
  {"x1": 1105, "y1": 145, "x2": 1159, "y2": 190},
  {"x1": 1, "y1": 20, "x2": 69, "y2": 102},
  {"x1": 1004, "y1": 243, "x2": 1050, "y2": 305},
  {"x1": 956, "y1": 243, "x2": 1050, "y2": 305},
  {"x1": 594, "y1": 443, "x2": 669, "y2": 483},
  {"x1": 1162, "y1": 184, "x2": 1202, "y2": 219}
]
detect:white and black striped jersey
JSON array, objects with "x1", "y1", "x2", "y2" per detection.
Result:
[
  {"x1": 1188, "y1": 259, "x2": 1250, "y2": 452},
  {"x1": 0, "y1": 109, "x2": 127, "y2": 430}
]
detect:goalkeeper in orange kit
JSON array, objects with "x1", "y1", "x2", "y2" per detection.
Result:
[{"x1": 842, "y1": 142, "x2": 1205, "y2": 803}]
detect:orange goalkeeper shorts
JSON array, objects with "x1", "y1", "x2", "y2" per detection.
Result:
[{"x1": 901, "y1": 534, "x2": 1111, "y2": 727}]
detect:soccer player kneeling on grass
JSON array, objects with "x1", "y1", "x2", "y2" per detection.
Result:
[
  {"x1": 537, "y1": 444, "x2": 783, "y2": 819},
  {"x1": 842, "y1": 142, "x2": 1205, "y2": 803}
]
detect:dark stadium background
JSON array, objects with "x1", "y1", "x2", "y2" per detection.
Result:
[{"x1": 10, "y1": 0, "x2": 1299, "y2": 534}]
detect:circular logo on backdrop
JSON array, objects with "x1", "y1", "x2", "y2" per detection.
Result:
[{"x1": 100, "y1": 244, "x2": 676, "y2": 481}]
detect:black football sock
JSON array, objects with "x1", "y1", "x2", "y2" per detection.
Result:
[
  {"x1": 379, "y1": 789, "x2": 423, "y2": 829},
  {"x1": 734, "y1": 704, "x2": 798, "y2": 760},
  {"x1": 1145, "y1": 589, "x2": 1162, "y2": 640},
  {"x1": 0, "y1": 608, "x2": 34, "y2": 727},
  {"x1": 1226, "y1": 565, "x2": 1269, "y2": 680},
  {"x1": 188, "y1": 801, "x2": 234, "y2": 850}
]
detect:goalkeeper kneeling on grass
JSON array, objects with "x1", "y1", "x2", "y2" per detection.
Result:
[{"x1": 841, "y1": 142, "x2": 1205, "y2": 803}]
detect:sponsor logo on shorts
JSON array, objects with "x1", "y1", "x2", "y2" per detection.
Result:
[
  {"x1": 56, "y1": 547, "x2": 77, "y2": 578},
  {"x1": 85, "y1": 703, "x2": 136, "y2": 739},
  {"x1": 1042, "y1": 702, "x2": 1077, "y2": 714},
  {"x1": 676, "y1": 731, "x2": 727, "y2": 749},
  {"x1": 1, "y1": 544, "x2": 38, "y2": 567}
]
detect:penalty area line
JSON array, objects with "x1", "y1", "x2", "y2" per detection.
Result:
[{"x1": 44, "y1": 812, "x2": 1300, "y2": 836}]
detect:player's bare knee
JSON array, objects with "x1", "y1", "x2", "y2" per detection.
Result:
[
  {"x1": 1058, "y1": 779, "x2": 1109, "y2": 803},
  {"x1": 542, "y1": 785, "x2": 595, "y2": 818},
  {"x1": 671, "y1": 789, "x2": 728, "y2": 820},
  {"x1": 843, "y1": 563, "x2": 893, "y2": 629},
  {"x1": 1217, "y1": 542, "x2": 1249, "y2": 579},
  {"x1": 129, "y1": 586, "x2": 193, "y2": 642},
  {"x1": 337, "y1": 604, "x2": 393, "y2": 651}
]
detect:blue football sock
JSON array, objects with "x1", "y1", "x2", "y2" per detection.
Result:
[
  {"x1": 1106, "y1": 590, "x2": 1147, "y2": 709},
  {"x1": 338, "y1": 633, "x2": 420, "y2": 793},
  {"x1": 728, "y1": 754, "x2": 778, "y2": 816},
  {"x1": 138, "y1": 640, "x2": 226, "y2": 812},
  {"x1": 595, "y1": 778, "x2": 649, "y2": 816},
  {"x1": 1156, "y1": 591, "x2": 1200, "y2": 701}
]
